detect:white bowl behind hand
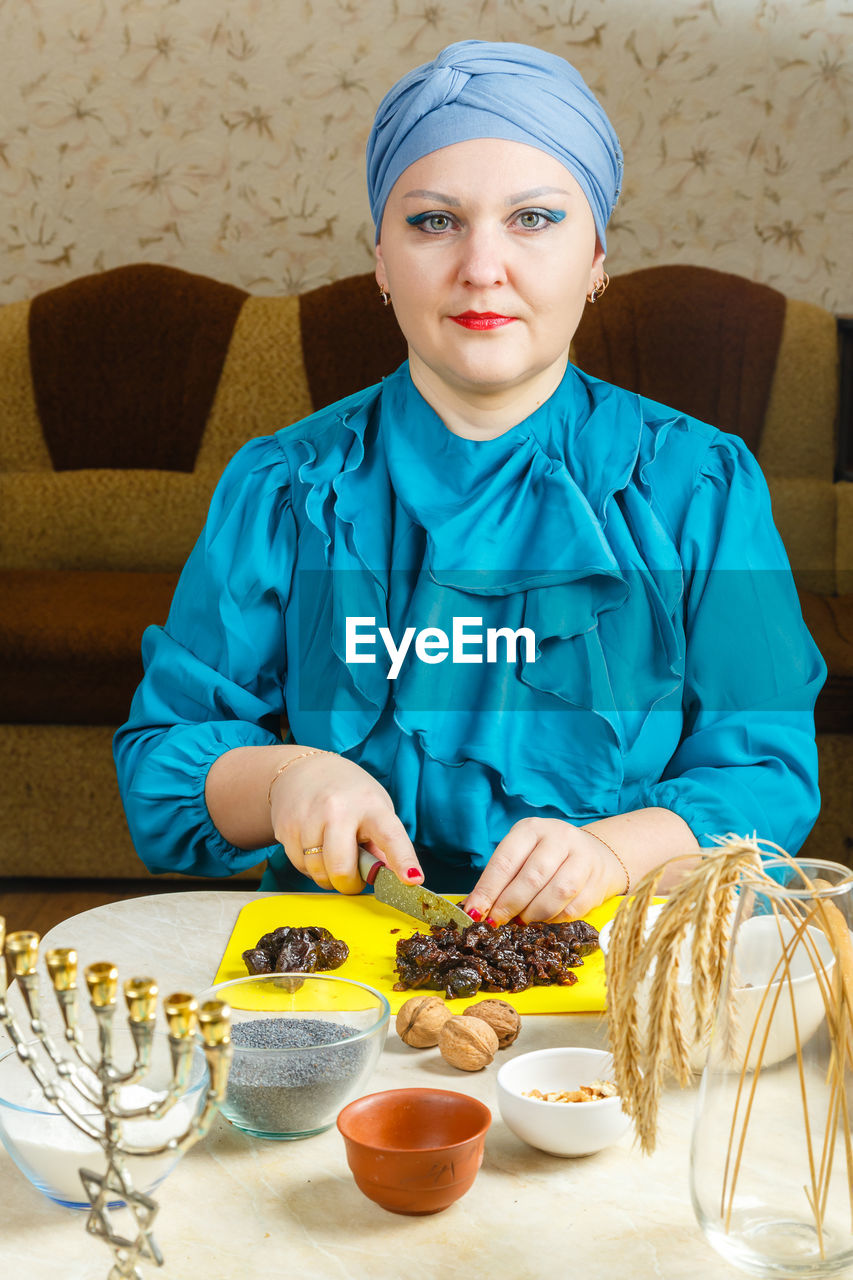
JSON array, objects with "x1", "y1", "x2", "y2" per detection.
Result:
[{"x1": 600, "y1": 908, "x2": 836, "y2": 1072}]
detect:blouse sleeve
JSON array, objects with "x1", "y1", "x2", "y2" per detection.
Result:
[
  {"x1": 636, "y1": 429, "x2": 826, "y2": 853},
  {"x1": 113, "y1": 436, "x2": 297, "y2": 876}
]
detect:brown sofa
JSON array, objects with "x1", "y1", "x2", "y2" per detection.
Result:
[{"x1": 1, "y1": 263, "x2": 850, "y2": 879}]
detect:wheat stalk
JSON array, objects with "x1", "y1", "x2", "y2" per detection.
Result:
[
  {"x1": 606, "y1": 832, "x2": 853, "y2": 1241},
  {"x1": 606, "y1": 863, "x2": 666, "y2": 1125},
  {"x1": 607, "y1": 837, "x2": 762, "y2": 1152}
]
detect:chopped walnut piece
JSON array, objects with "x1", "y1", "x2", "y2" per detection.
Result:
[{"x1": 524, "y1": 1078, "x2": 618, "y2": 1103}]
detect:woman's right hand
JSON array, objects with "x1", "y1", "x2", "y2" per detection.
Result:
[{"x1": 268, "y1": 751, "x2": 422, "y2": 894}]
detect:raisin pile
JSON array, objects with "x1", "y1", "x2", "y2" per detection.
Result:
[
  {"x1": 242, "y1": 925, "x2": 349, "y2": 976},
  {"x1": 394, "y1": 919, "x2": 599, "y2": 999}
]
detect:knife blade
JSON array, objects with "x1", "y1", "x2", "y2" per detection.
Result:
[{"x1": 357, "y1": 847, "x2": 474, "y2": 930}]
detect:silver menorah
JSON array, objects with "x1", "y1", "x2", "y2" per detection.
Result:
[{"x1": 0, "y1": 915, "x2": 233, "y2": 1280}]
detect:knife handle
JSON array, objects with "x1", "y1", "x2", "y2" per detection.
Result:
[{"x1": 357, "y1": 846, "x2": 384, "y2": 886}]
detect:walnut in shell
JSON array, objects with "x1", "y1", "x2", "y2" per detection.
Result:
[
  {"x1": 396, "y1": 995, "x2": 453, "y2": 1048},
  {"x1": 438, "y1": 1015, "x2": 499, "y2": 1071},
  {"x1": 463, "y1": 999, "x2": 521, "y2": 1048}
]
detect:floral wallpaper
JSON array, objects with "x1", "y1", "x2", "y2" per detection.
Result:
[{"x1": 0, "y1": 0, "x2": 850, "y2": 311}]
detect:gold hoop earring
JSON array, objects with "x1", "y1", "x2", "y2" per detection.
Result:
[
  {"x1": 587, "y1": 271, "x2": 610, "y2": 304},
  {"x1": 378, "y1": 288, "x2": 391, "y2": 307}
]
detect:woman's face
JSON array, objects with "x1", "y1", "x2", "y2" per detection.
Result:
[{"x1": 375, "y1": 137, "x2": 605, "y2": 419}]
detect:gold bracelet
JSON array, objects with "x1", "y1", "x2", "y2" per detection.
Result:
[
  {"x1": 584, "y1": 828, "x2": 630, "y2": 895},
  {"x1": 267, "y1": 749, "x2": 328, "y2": 807}
]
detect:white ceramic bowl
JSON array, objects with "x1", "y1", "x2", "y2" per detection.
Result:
[
  {"x1": 496, "y1": 1047, "x2": 631, "y2": 1158},
  {"x1": 600, "y1": 907, "x2": 836, "y2": 1071}
]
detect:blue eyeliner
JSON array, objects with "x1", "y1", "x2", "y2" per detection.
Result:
[
  {"x1": 405, "y1": 207, "x2": 566, "y2": 226},
  {"x1": 536, "y1": 208, "x2": 566, "y2": 222},
  {"x1": 405, "y1": 211, "x2": 453, "y2": 226}
]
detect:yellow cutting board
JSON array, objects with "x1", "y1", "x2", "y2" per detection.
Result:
[{"x1": 212, "y1": 893, "x2": 625, "y2": 1014}]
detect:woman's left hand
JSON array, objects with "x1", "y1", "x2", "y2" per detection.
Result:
[{"x1": 462, "y1": 818, "x2": 628, "y2": 925}]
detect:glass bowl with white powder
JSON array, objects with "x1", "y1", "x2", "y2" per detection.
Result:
[
  {"x1": 195, "y1": 972, "x2": 390, "y2": 1140},
  {"x1": 0, "y1": 1030, "x2": 209, "y2": 1208}
]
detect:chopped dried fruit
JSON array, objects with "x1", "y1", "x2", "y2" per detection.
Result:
[
  {"x1": 243, "y1": 925, "x2": 349, "y2": 976},
  {"x1": 393, "y1": 919, "x2": 599, "y2": 999}
]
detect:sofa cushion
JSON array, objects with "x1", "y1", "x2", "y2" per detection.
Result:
[
  {"x1": 299, "y1": 272, "x2": 407, "y2": 409},
  {"x1": 193, "y1": 292, "x2": 314, "y2": 476},
  {"x1": 0, "y1": 298, "x2": 51, "y2": 470},
  {"x1": 571, "y1": 264, "x2": 786, "y2": 453},
  {"x1": 758, "y1": 299, "x2": 838, "y2": 480},
  {"x1": 838, "y1": 481, "x2": 853, "y2": 590},
  {"x1": 0, "y1": 569, "x2": 178, "y2": 724},
  {"x1": 1, "y1": 287, "x2": 315, "y2": 575},
  {"x1": 766, "y1": 477, "x2": 838, "y2": 596},
  {"x1": 28, "y1": 265, "x2": 248, "y2": 472},
  {"x1": 800, "y1": 591, "x2": 853, "y2": 733},
  {"x1": 0, "y1": 470, "x2": 213, "y2": 572}
]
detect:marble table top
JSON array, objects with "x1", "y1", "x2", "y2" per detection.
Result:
[{"x1": 1, "y1": 891, "x2": 744, "y2": 1279}]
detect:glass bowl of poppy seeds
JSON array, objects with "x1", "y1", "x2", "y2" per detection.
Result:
[{"x1": 196, "y1": 973, "x2": 390, "y2": 1140}]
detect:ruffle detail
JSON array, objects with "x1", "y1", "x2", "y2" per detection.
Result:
[
  {"x1": 287, "y1": 389, "x2": 395, "y2": 751},
  {"x1": 281, "y1": 363, "x2": 689, "y2": 830}
]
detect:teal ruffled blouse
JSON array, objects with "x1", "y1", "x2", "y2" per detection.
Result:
[{"x1": 114, "y1": 361, "x2": 825, "y2": 891}]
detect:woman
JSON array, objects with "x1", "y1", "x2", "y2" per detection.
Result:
[{"x1": 114, "y1": 41, "x2": 824, "y2": 924}]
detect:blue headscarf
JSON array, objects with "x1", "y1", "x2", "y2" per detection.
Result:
[{"x1": 367, "y1": 40, "x2": 623, "y2": 249}]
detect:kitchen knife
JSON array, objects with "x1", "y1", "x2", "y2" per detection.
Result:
[{"x1": 357, "y1": 847, "x2": 474, "y2": 930}]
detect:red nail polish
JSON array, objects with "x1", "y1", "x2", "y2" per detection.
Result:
[
  {"x1": 467, "y1": 907, "x2": 482, "y2": 922},
  {"x1": 486, "y1": 917, "x2": 498, "y2": 927},
  {"x1": 510, "y1": 915, "x2": 525, "y2": 925},
  {"x1": 406, "y1": 867, "x2": 422, "y2": 880}
]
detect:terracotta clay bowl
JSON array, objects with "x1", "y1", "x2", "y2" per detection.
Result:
[{"x1": 337, "y1": 1087, "x2": 491, "y2": 1215}]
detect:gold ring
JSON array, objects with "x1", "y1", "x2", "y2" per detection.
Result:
[{"x1": 302, "y1": 845, "x2": 324, "y2": 857}]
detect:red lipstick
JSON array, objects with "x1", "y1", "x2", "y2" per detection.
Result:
[{"x1": 450, "y1": 311, "x2": 516, "y2": 330}]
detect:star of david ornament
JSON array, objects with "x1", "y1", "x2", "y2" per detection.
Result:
[
  {"x1": 0, "y1": 931, "x2": 233, "y2": 1280},
  {"x1": 81, "y1": 1162, "x2": 164, "y2": 1276}
]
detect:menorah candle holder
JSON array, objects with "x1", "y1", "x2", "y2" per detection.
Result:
[{"x1": 0, "y1": 914, "x2": 233, "y2": 1280}]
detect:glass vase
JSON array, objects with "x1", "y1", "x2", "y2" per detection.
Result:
[{"x1": 690, "y1": 858, "x2": 853, "y2": 1278}]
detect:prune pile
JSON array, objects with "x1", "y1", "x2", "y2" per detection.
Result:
[
  {"x1": 242, "y1": 925, "x2": 349, "y2": 976},
  {"x1": 394, "y1": 919, "x2": 599, "y2": 999}
]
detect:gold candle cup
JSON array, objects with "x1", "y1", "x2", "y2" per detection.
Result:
[
  {"x1": 124, "y1": 977, "x2": 159, "y2": 1024},
  {"x1": 163, "y1": 993, "x2": 199, "y2": 1039},
  {"x1": 6, "y1": 931, "x2": 40, "y2": 977},
  {"x1": 84, "y1": 962, "x2": 119, "y2": 1007},
  {"x1": 198, "y1": 1000, "x2": 232, "y2": 1047},
  {"x1": 45, "y1": 948, "x2": 78, "y2": 991}
]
